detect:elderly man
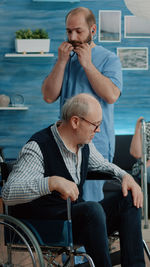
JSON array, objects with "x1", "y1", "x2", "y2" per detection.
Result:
[{"x1": 2, "y1": 94, "x2": 145, "y2": 267}]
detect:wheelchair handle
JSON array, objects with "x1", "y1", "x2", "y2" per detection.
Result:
[{"x1": 67, "y1": 197, "x2": 71, "y2": 221}]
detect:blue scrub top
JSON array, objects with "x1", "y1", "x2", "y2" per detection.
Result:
[{"x1": 60, "y1": 45, "x2": 122, "y2": 201}]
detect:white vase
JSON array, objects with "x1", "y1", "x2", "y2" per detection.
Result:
[
  {"x1": 0, "y1": 94, "x2": 10, "y2": 107},
  {"x1": 15, "y1": 39, "x2": 50, "y2": 53}
]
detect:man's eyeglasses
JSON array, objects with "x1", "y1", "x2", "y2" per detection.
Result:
[{"x1": 79, "y1": 117, "x2": 101, "y2": 132}]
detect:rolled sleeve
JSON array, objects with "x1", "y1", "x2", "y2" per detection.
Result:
[
  {"x1": 102, "y1": 54, "x2": 122, "y2": 91},
  {"x1": 39, "y1": 176, "x2": 51, "y2": 196}
]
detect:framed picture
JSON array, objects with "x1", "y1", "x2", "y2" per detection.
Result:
[
  {"x1": 117, "y1": 47, "x2": 148, "y2": 70},
  {"x1": 125, "y1": 16, "x2": 150, "y2": 38},
  {"x1": 99, "y1": 10, "x2": 121, "y2": 42}
]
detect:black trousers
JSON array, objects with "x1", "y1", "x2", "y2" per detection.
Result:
[{"x1": 11, "y1": 190, "x2": 145, "y2": 267}]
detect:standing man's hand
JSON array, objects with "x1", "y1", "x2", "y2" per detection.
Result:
[
  {"x1": 42, "y1": 41, "x2": 74, "y2": 103},
  {"x1": 122, "y1": 174, "x2": 143, "y2": 208},
  {"x1": 74, "y1": 43, "x2": 92, "y2": 69},
  {"x1": 58, "y1": 41, "x2": 74, "y2": 64}
]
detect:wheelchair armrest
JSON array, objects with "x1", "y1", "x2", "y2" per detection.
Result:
[{"x1": 86, "y1": 171, "x2": 118, "y2": 181}]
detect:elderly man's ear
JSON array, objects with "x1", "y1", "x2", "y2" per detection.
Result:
[{"x1": 70, "y1": 116, "x2": 80, "y2": 130}]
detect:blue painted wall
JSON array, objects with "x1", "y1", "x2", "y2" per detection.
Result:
[{"x1": 0, "y1": 0, "x2": 150, "y2": 159}]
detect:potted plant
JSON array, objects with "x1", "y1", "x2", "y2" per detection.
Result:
[{"x1": 15, "y1": 29, "x2": 50, "y2": 53}]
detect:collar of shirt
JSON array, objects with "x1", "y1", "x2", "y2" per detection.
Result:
[
  {"x1": 51, "y1": 122, "x2": 83, "y2": 184},
  {"x1": 51, "y1": 122, "x2": 84, "y2": 154}
]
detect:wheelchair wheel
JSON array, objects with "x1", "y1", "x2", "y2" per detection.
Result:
[{"x1": 0, "y1": 214, "x2": 45, "y2": 267}]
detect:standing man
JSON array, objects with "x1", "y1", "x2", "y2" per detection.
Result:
[{"x1": 42, "y1": 7, "x2": 122, "y2": 202}]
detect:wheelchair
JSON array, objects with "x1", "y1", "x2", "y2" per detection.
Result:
[
  {"x1": 141, "y1": 119, "x2": 150, "y2": 229},
  {"x1": 0, "y1": 161, "x2": 150, "y2": 266},
  {"x1": 0, "y1": 161, "x2": 97, "y2": 267}
]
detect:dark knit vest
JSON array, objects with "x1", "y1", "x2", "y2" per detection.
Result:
[{"x1": 10, "y1": 126, "x2": 89, "y2": 218}]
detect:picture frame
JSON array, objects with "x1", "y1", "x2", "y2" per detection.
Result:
[
  {"x1": 98, "y1": 10, "x2": 121, "y2": 42},
  {"x1": 117, "y1": 47, "x2": 149, "y2": 70},
  {"x1": 124, "y1": 16, "x2": 150, "y2": 38}
]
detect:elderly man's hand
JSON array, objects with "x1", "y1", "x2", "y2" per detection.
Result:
[
  {"x1": 122, "y1": 174, "x2": 143, "y2": 208},
  {"x1": 48, "y1": 176, "x2": 79, "y2": 202}
]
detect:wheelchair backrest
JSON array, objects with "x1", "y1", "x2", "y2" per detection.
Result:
[{"x1": 113, "y1": 135, "x2": 136, "y2": 173}]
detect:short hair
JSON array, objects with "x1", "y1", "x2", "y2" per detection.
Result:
[
  {"x1": 65, "y1": 7, "x2": 96, "y2": 28},
  {"x1": 62, "y1": 94, "x2": 90, "y2": 122}
]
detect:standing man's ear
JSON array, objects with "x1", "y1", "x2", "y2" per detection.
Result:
[{"x1": 91, "y1": 24, "x2": 96, "y2": 35}]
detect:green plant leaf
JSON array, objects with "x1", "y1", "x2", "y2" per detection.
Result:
[{"x1": 15, "y1": 29, "x2": 49, "y2": 39}]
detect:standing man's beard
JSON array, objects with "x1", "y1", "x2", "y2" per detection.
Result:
[{"x1": 68, "y1": 33, "x2": 92, "y2": 48}]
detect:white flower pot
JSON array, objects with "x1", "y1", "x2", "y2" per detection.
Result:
[{"x1": 15, "y1": 39, "x2": 50, "y2": 53}]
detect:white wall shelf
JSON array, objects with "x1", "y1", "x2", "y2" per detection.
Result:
[
  {"x1": 4, "y1": 53, "x2": 54, "y2": 58},
  {"x1": 0, "y1": 106, "x2": 29, "y2": 110},
  {"x1": 32, "y1": 0, "x2": 80, "y2": 2}
]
